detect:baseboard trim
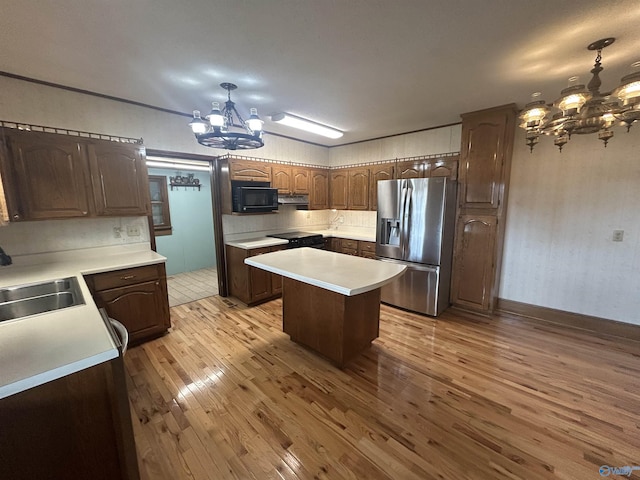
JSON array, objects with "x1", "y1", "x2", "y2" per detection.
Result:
[{"x1": 496, "y1": 298, "x2": 640, "y2": 342}]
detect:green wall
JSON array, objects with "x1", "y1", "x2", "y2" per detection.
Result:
[{"x1": 148, "y1": 168, "x2": 216, "y2": 275}]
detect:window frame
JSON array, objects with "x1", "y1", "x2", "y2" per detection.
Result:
[{"x1": 148, "y1": 175, "x2": 172, "y2": 236}]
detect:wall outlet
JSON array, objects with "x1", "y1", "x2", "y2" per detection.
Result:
[
  {"x1": 126, "y1": 225, "x2": 141, "y2": 237},
  {"x1": 113, "y1": 227, "x2": 122, "y2": 238},
  {"x1": 612, "y1": 230, "x2": 624, "y2": 242}
]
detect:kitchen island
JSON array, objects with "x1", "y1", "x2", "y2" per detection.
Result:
[{"x1": 245, "y1": 248, "x2": 406, "y2": 367}]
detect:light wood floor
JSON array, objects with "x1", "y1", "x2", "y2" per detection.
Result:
[{"x1": 124, "y1": 297, "x2": 640, "y2": 480}]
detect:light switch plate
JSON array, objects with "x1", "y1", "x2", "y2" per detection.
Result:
[{"x1": 612, "y1": 230, "x2": 624, "y2": 242}]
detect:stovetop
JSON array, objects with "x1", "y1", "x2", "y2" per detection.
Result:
[{"x1": 267, "y1": 231, "x2": 321, "y2": 240}]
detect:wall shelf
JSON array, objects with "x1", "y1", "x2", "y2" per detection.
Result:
[{"x1": 170, "y1": 182, "x2": 201, "y2": 191}]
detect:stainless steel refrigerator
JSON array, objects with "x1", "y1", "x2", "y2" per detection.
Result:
[{"x1": 376, "y1": 177, "x2": 456, "y2": 316}]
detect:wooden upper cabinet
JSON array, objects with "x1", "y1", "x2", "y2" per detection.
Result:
[
  {"x1": 309, "y1": 169, "x2": 329, "y2": 210},
  {"x1": 459, "y1": 107, "x2": 516, "y2": 209},
  {"x1": 347, "y1": 167, "x2": 370, "y2": 210},
  {"x1": 88, "y1": 142, "x2": 149, "y2": 216},
  {"x1": 429, "y1": 157, "x2": 458, "y2": 179},
  {"x1": 396, "y1": 160, "x2": 426, "y2": 179},
  {"x1": 229, "y1": 159, "x2": 272, "y2": 182},
  {"x1": 3, "y1": 130, "x2": 91, "y2": 220},
  {"x1": 369, "y1": 164, "x2": 394, "y2": 211},
  {"x1": 451, "y1": 215, "x2": 497, "y2": 312},
  {"x1": 272, "y1": 164, "x2": 292, "y2": 194},
  {"x1": 291, "y1": 167, "x2": 310, "y2": 195},
  {"x1": 272, "y1": 165, "x2": 310, "y2": 195},
  {"x1": 330, "y1": 170, "x2": 348, "y2": 210}
]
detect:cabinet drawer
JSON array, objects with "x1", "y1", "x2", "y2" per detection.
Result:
[
  {"x1": 359, "y1": 241, "x2": 376, "y2": 253},
  {"x1": 340, "y1": 239, "x2": 359, "y2": 250},
  {"x1": 89, "y1": 264, "x2": 161, "y2": 291},
  {"x1": 248, "y1": 247, "x2": 272, "y2": 257}
]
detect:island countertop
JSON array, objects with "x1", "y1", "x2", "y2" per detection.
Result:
[{"x1": 245, "y1": 247, "x2": 406, "y2": 296}]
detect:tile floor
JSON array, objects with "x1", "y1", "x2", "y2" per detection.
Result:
[{"x1": 166, "y1": 267, "x2": 218, "y2": 307}]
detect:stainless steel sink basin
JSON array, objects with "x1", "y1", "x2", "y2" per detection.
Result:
[{"x1": 0, "y1": 277, "x2": 85, "y2": 322}]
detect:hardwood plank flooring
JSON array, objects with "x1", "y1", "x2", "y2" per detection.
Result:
[{"x1": 124, "y1": 297, "x2": 640, "y2": 480}]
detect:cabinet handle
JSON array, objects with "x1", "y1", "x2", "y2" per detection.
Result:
[
  {"x1": 82, "y1": 211, "x2": 88, "y2": 215},
  {"x1": 12, "y1": 213, "x2": 20, "y2": 220},
  {"x1": 120, "y1": 274, "x2": 136, "y2": 280}
]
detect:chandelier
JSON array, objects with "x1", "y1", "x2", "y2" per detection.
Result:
[
  {"x1": 188, "y1": 82, "x2": 264, "y2": 150},
  {"x1": 519, "y1": 38, "x2": 640, "y2": 152}
]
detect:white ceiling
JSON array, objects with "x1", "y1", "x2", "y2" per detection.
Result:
[{"x1": 1, "y1": 1, "x2": 639, "y2": 147}]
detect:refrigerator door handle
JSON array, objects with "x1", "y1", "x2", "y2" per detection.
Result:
[
  {"x1": 402, "y1": 186, "x2": 412, "y2": 258},
  {"x1": 399, "y1": 182, "x2": 408, "y2": 257}
]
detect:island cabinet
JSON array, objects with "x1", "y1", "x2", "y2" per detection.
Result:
[
  {"x1": 309, "y1": 168, "x2": 329, "y2": 210},
  {"x1": 451, "y1": 104, "x2": 516, "y2": 314},
  {"x1": 85, "y1": 263, "x2": 171, "y2": 345},
  {"x1": 226, "y1": 244, "x2": 285, "y2": 305},
  {"x1": 0, "y1": 128, "x2": 150, "y2": 222},
  {"x1": 0, "y1": 354, "x2": 139, "y2": 480}
]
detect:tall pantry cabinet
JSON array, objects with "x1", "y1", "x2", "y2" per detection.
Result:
[{"x1": 451, "y1": 104, "x2": 517, "y2": 314}]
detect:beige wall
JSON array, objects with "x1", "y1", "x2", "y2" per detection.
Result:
[
  {"x1": 501, "y1": 127, "x2": 640, "y2": 325},
  {"x1": 0, "y1": 76, "x2": 329, "y2": 165},
  {"x1": 328, "y1": 124, "x2": 461, "y2": 166}
]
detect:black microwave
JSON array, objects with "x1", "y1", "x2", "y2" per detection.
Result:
[{"x1": 231, "y1": 181, "x2": 278, "y2": 213}]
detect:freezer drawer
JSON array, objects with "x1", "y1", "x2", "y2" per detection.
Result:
[{"x1": 379, "y1": 259, "x2": 446, "y2": 316}]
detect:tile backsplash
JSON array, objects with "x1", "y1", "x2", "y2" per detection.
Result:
[
  {"x1": 223, "y1": 207, "x2": 377, "y2": 241},
  {"x1": 0, "y1": 216, "x2": 150, "y2": 257}
]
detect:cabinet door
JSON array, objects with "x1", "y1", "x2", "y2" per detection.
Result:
[
  {"x1": 88, "y1": 142, "x2": 149, "y2": 216},
  {"x1": 272, "y1": 165, "x2": 292, "y2": 194},
  {"x1": 229, "y1": 160, "x2": 272, "y2": 182},
  {"x1": 428, "y1": 157, "x2": 458, "y2": 179},
  {"x1": 348, "y1": 167, "x2": 370, "y2": 210},
  {"x1": 247, "y1": 247, "x2": 272, "y2": 303},
  {"x1": 396, "y1": 160, "x2": 424, "y2": 179},
  {"x1": 269, "y1": 245, "x2": 287, "y2": 295},
  {"x1": 369, "y1": 164, "x2": 394, "y2": 211},
  {"x1": 93, "y1": 279, "x2": 170, "y2": 345},
  {"x1": 330, "y1": 170, "x2": 348, "y2": 210},
  {"x1": 309, "y1": 169, "x2": 329, "y2": 210},
  {"x1": 291, "y1": 167, "x2": 310, "y2": 195},
  {"x1": 451, "y1": 215, "x2": 497, "y2": 312},
  {"x1": 459, "y1": 110, "x2": 513, "y2": 209},
  {"x1": 6, "y1": 131, "x2": 90, "y2": 220}
]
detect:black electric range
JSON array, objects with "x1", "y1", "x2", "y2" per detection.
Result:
[{"x1": 267, "y1": 231, "x2": 324, "y2": 249}]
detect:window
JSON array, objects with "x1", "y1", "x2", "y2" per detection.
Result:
[{"x1": 148, "y1": 175, "x2": 172, "y2": 236}]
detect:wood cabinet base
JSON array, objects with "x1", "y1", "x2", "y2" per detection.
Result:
[
  {"x1": 0, "y1": 356, "x2": 139, "y2": 480},
  {"x1": 282, "y1": 277, "x2": 380, "y2": 367}
]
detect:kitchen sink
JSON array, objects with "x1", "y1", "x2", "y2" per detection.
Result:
[{"x1": 0, "y1": 277, "x2": 85, "y2": 322}]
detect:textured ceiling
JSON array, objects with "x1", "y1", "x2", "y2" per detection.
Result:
[{"x1": 1, "y1": 0, "x2": 639, "y2": 146}]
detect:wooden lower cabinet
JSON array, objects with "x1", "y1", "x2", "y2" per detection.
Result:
[
  {"x1": 0, "y1": 355, "x2": 139, "y2": 480},
  {"x1": 451, "y1": 215, "x2": 498, "y2": 312},
  {"x1": 339, "y1": 238, "x2": 359, "y2": 256},
  {"x1": 358, "y1": 240, "x2": 377, "y2": 259},
  {"x1": 85, "y1": 263, "x2": 171, "y2": 345},
  {"x1": 226, "y1": 244, "x2": 285, "y2": 305}
]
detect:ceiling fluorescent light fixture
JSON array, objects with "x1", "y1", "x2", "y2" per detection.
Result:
[
  {"x1": 146, "y1": 160, "x2": 210, "y2": 172},
  {"x1": 271, "y1": 113, "x2": 343, "y2": 139}
]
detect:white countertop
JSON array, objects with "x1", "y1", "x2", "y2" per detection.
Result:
[
  {"x1": 225, "y1": 230, "x2": 376, "y2": 250},
  {"x1": 245, "y1": 247, "x2": 406, "y2": 296},
  {"x1": 225, "y1": 237, "x2": 289, "y2": 249},
  {"x1": 0, "y1": 244, "x2": 166, "y2": 399}
]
